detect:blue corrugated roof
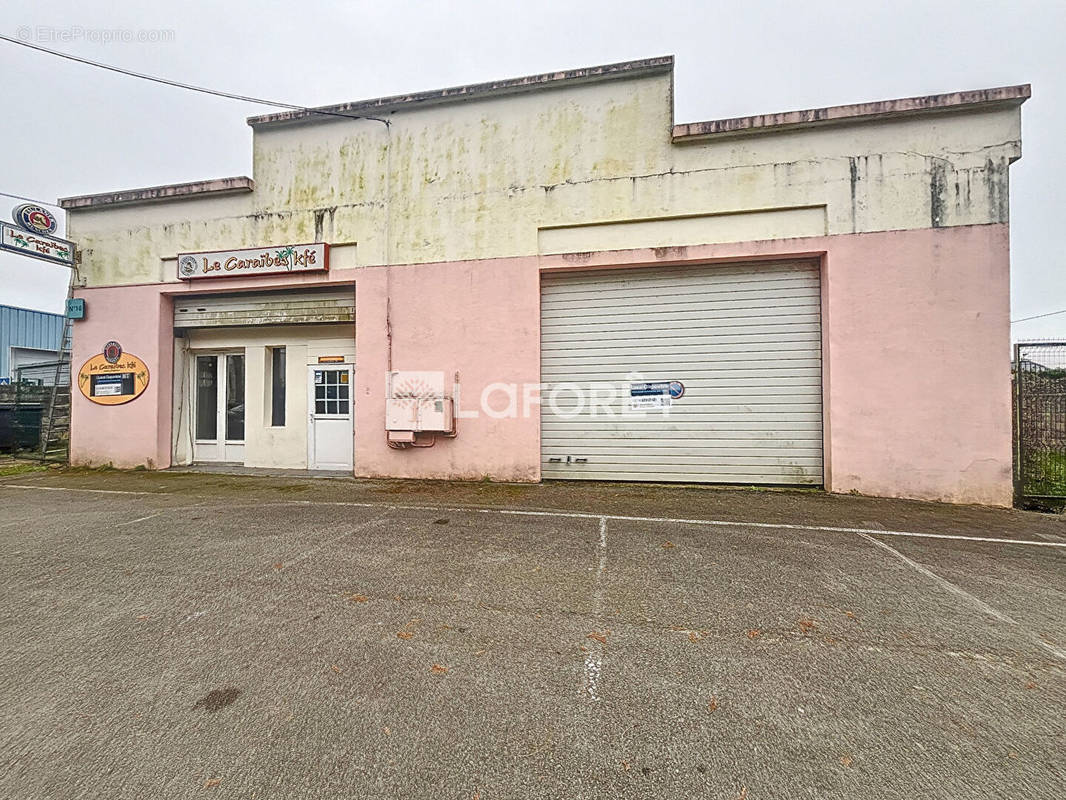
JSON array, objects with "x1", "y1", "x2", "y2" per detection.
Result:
[{"x1": 0, "y1": 305, "x2": 65, "y2": 378}]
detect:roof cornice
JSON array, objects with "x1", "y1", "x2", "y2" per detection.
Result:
[
  {"x1": 246, "y1": 56, "x2": 675, "y2": 129},
  {"x1": 672, "y1": 84, "x2": 1031, "y2": 143},
  {"x1": 59, "y1": 176, "x2": 254, "y2": 210}
]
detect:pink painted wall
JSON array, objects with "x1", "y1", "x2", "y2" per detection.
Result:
[
  {"x1": 71, "y1": 223, "x2": 1013, "y2": 505},
  {"x1": 539, "y1": 223, "x2": 1014, "y2": 506},
  {"x1": 70, "y1": 285, "x2": 174, "y2": 469},
  {"x1": 71, "y1": 257, "x2": 543, "y2": 479},
  {"x1": 351, "y1": 257, "x2": 542, "y2": 481},
  {"x1": 823, "y1": 224, "x2": 1012, "y2": 506}
]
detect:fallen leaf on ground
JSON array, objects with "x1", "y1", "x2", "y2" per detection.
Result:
[
  {"x1": 397, "y1": 631, "x2": 413, "y2": 640},
  {"x1": 431, "y1": 664, "x2": 448, "y2": 675},
  {"x1": 840, "y1": 755, "x2": 853, "y2": 767},
  {"x1": 348, "y1": 594, "x2": 369, "y2": 603},
  {"x1": 587, "y1": 631, "x2": 608, "y2": 644},
  {"x1": 746, "y1": 629, "x2": 761, "y2": 639},
  {"x1": 798, "y1": 618, "x2": 816, "y2": 634},
  {"x1": 708, "y1": 696, "x2": 719, "y2": 712}
]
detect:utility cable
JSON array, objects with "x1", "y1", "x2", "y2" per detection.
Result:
[
  {"x1": 0, "y1": 190, "x2": 63, "y2": 208},
  {"x1": 0, "y1": 34, "x2": 389, "y2": 126},
  {"x1": 1012, "y1": 308, "x2": 1066, "y2": 325}
]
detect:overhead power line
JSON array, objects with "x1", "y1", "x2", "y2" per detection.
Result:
[
  {"x1": 0, "y1": 190, "x2": 62, "y2": 208},
  {"x1": 1012, "y1": 308, "x2": 1066, "y2": 325},
  {"x1": 0, "y1": 34, "x2": 389, "y2": 126}
]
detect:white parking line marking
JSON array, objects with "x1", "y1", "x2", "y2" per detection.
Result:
[
  {"x1": 115, "y1": 511, "x2": 165, "y2": 527},
  {"x1": 861, "y1": 533, "x2": 1015, "y2": 624},
  {"x1": 4, "y1": 484, "x2": 1066, "y2": 549},
  {"x1": 272, "y1": 508, "x2": 394, "y2": 571},
  {"x1": 584, "y1": 517, "x2": 609, "y2": 703},
  {"x1": 2, "y1": 484, "x2": 155, "y2": 495},
  {"x1": 862, "y1": 533, "x2": 1066, "y2": 662}
]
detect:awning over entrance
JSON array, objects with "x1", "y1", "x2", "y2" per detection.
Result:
[{"x1": 173, "y1": 287, "x2": 355, "y2": 329}]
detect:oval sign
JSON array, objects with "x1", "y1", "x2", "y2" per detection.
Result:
[
  {"x1": 78, "y1": 351, "x2": 150, "y2": 406},
  {"x1": 13, "y1": 203, "x2": 58, "y2": 235}
]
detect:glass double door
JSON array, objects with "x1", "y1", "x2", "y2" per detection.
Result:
[{"x1": 194, "y1": 352, "x2": 245, "y2": 463}]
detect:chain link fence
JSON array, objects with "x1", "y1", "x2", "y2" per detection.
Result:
[{"x1": 1014, "y1": 342, "x2": 1066, "y2": 502}]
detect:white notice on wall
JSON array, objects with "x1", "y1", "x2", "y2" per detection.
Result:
[{"x1": 629, "y1": 394, "x2": 671, "y2": 411}]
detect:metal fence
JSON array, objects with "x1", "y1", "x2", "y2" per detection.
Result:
[
  {"x1": 0, "y1": 360, "x2": 71, "y2": 461},
  {"x1": 1014, "y1": 341, "x2": 1066, "y2": 501}
]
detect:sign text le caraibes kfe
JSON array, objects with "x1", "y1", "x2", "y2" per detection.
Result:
[
  {"x1": 0, "y1": 222, "x2": 75, "y2": 265},
  {"x1": 177, "y1": 243, "x2": 329, "y2": 280}
]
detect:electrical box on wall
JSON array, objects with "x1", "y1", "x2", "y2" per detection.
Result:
[
  {"x1": 385, "y1": 371, "x2": 458, "y2": 447},
  {"x1": 385, "y1": 397, "x2": 455, "y2": 434},
  {"x1": 385, "y1": 398, "x2": 418, "y2": 430},
  {"x1": 417, "y1": 397, "x2": 454, "y2": 432}
]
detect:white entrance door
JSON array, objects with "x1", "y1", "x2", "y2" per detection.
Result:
[
  {"x1": 307, "y1": 365, "x2": 354, "y2": 470},
  {"x1": 193, "y1": 353, "x2": 246, "y2": 463}
]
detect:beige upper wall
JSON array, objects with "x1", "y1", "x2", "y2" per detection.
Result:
[{"x1": 69, "y1": 69, "x2": 1023, "y2": 287}]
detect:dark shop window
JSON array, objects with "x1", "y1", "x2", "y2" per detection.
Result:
[
  {"x1": 271, "y1": 347, "x2": 286, "y2": 426},
  {"x1": 195, "y1": 355, "x2": 217, "y2": 440}
]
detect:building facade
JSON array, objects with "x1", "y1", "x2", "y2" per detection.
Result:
[
  {"x1": 61, "y1": 57, "x2": 1028, "y2": 505},
  {"x1": 0, "y1": 304, "x2": 64, "y2": 381}
]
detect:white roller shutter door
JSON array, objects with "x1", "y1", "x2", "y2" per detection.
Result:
[{"x1": 540, "y1": 260, "x2": 823, "y2": 484}]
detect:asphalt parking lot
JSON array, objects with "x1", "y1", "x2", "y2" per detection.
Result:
[{"x1": 0, "y1": 468, "x2": 1064, "y2": 799}]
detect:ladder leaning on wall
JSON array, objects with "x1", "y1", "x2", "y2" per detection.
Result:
[{"x1": 38, "y1": 262, "x2": 76, "y2": 460}]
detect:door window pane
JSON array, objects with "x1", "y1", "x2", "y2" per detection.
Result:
[
  {"x1": 311, "y1": 370, "x2": 351, "y2": 417},
  {"x1": 226, "y1": 355, "x2": 245, "y2": 441},
  {"x1": 195, "y1": 356, "x2": 217, "y2": 440},
  {"x1": 271, "y1": 347, "x2": 286, "y2": 426}
]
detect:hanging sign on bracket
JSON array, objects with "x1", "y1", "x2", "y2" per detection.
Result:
[{"x1": 0, "y1": 222, "x2": 75, "y2": 266}]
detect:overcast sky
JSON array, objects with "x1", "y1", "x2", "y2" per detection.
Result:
[{"x1": 1, "y1": 0, "x2": 1062, "y2": 341}]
